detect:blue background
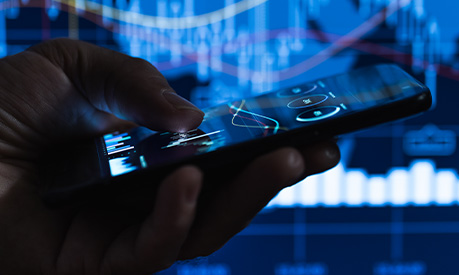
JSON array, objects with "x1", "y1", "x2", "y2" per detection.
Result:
[{"x1": 4, "y1": 0, "x2": 459, "y2": 274}]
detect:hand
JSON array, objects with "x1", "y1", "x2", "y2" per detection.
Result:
[{"x1": 0, "y1": 39, "x2": 340, "y2": 275}]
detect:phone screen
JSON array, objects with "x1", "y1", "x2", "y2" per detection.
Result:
[{"x1": 101, "y1": 65, "x2": 425, "y2": 178}]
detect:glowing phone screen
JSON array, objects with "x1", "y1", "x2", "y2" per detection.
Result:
[{"x1": 101, "y1": 65, "x2": 423, "y2": 177}]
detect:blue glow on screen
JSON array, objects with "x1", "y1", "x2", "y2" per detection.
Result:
[{"x1": 4, "y1": 0, "x2": 459, "y2": 274}]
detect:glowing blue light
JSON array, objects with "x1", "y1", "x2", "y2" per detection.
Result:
[
  {"x1": 109, "y1": 157, "x2": 137, "y2": 177},
  {"x1": 268, "y1": 160, "x2": 459, "y2": 208}
]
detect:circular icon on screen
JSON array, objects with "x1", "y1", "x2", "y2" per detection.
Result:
[
  {"x1": 287, "y1": 94, "x2": 328, "y2": 109},
  {"x1": 296, "y1": 106, "x2": 340, "y2": 122},
  {"x1": 277, "y1": 83, "x2": 317, "y2": 98}
]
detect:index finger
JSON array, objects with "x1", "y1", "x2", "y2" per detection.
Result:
[{"x1": 28, "y1": 38, "x2": 204, "y2": 133}]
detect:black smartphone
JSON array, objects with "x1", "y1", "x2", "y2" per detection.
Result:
[{"x1": 40, "y1": 64, "x2": 432, "y2": 206}]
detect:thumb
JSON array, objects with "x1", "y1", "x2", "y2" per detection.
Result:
[{"x1": 28, "y1": 38, "x2": 204, "y2": 133}]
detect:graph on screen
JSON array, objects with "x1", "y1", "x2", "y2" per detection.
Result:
[{"x1": 1, "y1": 0, "x2": 459, "y2": 274}]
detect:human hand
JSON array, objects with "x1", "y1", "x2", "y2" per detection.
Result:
[{"x1": 0, "y1": 39, "x2": 340, "y2": 275}]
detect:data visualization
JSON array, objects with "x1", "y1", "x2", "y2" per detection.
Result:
[
  {"x1": 3, "y1": 0, "x2": 459, "y2": 274},
  {"x1": 103, "y1": 64, "x2": 425, "y2": 183}
]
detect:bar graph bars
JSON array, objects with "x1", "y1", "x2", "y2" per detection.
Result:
[
  {"x1": 268, "y1": 160, "x2": 459, "y2": 208},
  {"x1": 104, "y1": 132, "x2": 134, "y2": 155},
  {"x1": 108, "y1": 157, "x2": 136, "y2": 176},
  {"x1": 104, "y1": 132, "x2": 138, "y2": 176}
]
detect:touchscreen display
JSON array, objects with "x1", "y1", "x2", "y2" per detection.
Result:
[{"x1": 101, "y1": 65, "x2": 422, "y2": 177}]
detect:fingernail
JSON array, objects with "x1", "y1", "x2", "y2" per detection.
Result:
[{"x1": 163, "y1": 92, "x2": 204, "y2": 116}]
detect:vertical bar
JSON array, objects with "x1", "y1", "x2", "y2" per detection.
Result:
[
  {"x1": 68, "y1": 0, "x2": 79, "y2": 39},
  {"x1": 435, "y1": 170, "x2": 457, "y2": 205},
  {"x1": 368, "y1": 176, "x2": 386, "y2": 206},
  {"x1": 344, "y1": 170, "x2": 367, "y2": 206},
  {"x1": 322, "y1": 163, "x2": 344, "y2": 206},
  {"x1": 300, "y1": 176, "x2": 319, "y2": 206},
  {"x1": 102, "y1": 0, "x2": 112, "y2": 26},
  {"x1": 411, "y1": 160, "x2": 434, "y2": 205},
  {"x1": 390, "y1": 207, "x2": 404, "y2": 260},
  {"x1": 293, "y1": 208, "x2": 307, "y2": 261},
  {"x1": 389, "y1": 168, "x2": 410, "y2": 206}
]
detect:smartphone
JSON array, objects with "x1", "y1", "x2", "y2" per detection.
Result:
[{"x1": 40, "y1": 64, "x2": 432, "y2": 206}]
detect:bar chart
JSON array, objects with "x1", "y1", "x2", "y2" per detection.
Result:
[
  {"x1": 104, "y1": 132, "x2": 134, "y2": 155},
  {"x1": 269, "y1": 160, "x2": 459, "y2": 207}
]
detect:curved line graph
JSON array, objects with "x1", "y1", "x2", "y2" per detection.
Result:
[
  {"x1": 230, "y1": 107, "x2": 270, "y2": 136},
  {"x1": 277, "y1": 0, "x2": 412, "y2": 81},
  {"x1": 229, "y1": 99, "x2": 286, "y2": 135},
  {"x1": 4, "y1": 0, "x2": 459, "y2": 82},
  {"x1": 52, "y1": 0, "x2": 269, "y2": 29}
]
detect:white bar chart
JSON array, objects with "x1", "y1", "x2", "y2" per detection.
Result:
[{"x1": 268, "y1": 160, "x2": 459, "y2": 208}]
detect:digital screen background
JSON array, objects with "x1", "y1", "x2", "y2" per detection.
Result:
[{"x1": 3, "y1": 0, "x2": 459, "y2": 274}]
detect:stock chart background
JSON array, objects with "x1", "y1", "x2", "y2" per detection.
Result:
[{"x1": 3, "y1": 0, "x2": 459, "y2": 274}]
